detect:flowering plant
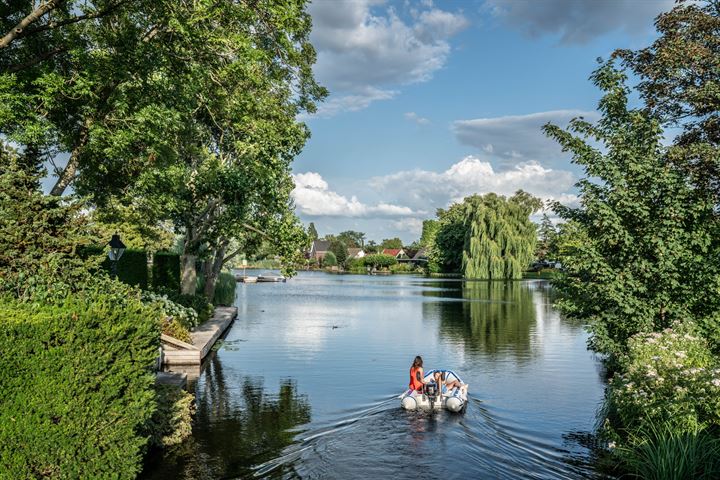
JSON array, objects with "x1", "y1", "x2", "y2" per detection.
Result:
[
  {"x1": 141, "y1": 291, "x2": 199, "y2": 329},
  {"x1": 610, "y1": 321, "x2": 720, "y2": 434}
]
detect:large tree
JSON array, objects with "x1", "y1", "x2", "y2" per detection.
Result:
[
  {"x1": 462, "y1": 191, "x2": 541, "y2": 279},
  {"x1": 546, "y1": 62, "x2": 720, "y2": 360},
  {"x1": 614, "y1": 0, "x2": 720, "y2": 199}
]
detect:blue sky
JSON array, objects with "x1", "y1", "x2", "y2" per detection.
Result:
[{"x1": 292, "y1": 0, "x2": 674, "y2": 243}]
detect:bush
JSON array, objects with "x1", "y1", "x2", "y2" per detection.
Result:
[
  {"x1": 323, "y1": 251, "x2": 337, "y2": 267},
  {"x1": 146, "y1": 385, "x2": 195, "y2": 450},
  {"x1": 213, "y1": 272, "x2": 236, "y2": 306},
  {"x1": 103, "y1": 248, "x2": 148, "y2": 289},
  {"x1": 0, "y1": 293, "x2": 161, "y2": 479},
  {"x1": 609, "y1": 321, "x2": 720, "y2": 435},
  {"x1": 363, "y1": 253, "x2": 397, "y2": 269},
  {"x1": 142, "y1": 291, "x2": 199, "y2": 330},
  {"x1": 152, "y1": 252, "x2": 180, "y2": 292},
  {"x1": 390, "y1": 262, "x2": 417, "y2": 273},
  {"x1": 346, "y1": 258, "x2": 366, "y2": 273},
  {"x1": 152, "y1": 288, "x2": 213, "y2": 325}
]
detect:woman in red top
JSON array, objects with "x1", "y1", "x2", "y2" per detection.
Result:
[{"x1": 409, "y1": 355, "x2": 429, "y2": 391}]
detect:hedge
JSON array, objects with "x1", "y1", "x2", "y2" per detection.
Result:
[
  {"x1": 152, "y1": 252, "x2": 180, "y2": 292},
  {"x1": 0, "y1": 293, "x2": 161, "y2": 479},
  {"x1": 81, "y1": 246, "x2": 149, "y2": 289}
]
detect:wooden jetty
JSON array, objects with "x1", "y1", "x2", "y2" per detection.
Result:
[{"x1": 161, "y1": 306, "x2": 237, "y2": 365}]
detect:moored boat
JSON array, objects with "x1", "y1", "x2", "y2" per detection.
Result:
[
  {"x1": 399, "y1": 369, "x2": 468, "y2": 413},
  {"x1": 257, "y1": 274, "x2": 286, "y2": 283}
]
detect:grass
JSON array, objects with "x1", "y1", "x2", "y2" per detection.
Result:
[{"x1": 615, "y1": 422, "x2": 720, "y2": 480}]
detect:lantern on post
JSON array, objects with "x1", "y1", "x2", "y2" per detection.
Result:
[{"x1": 108, "y1": 233, "x2": 126, "y2": 278}]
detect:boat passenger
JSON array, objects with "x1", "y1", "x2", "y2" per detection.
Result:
[
  {"x1": 409, "y1": 355, "x2": 430, "y2": 391},
  {"x1": 434, "y1": 369, "x2": 465, "y2": 394}
]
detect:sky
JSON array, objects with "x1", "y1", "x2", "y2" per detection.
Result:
[{"x1": 292, "y1": 0, "x2": 675, "y2": 243}]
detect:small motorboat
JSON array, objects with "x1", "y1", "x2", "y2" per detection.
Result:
[
  {"x1": 257, "y1": 274, "x2": 286, "y2": 283},
  {"x1": 399, "y1": 369, "x2": 468, "y2": 413}
]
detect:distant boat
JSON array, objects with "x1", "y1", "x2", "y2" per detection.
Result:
[
  {"x1": 234, "y1": 274, "x2": 258, "y2": 283},
  {"x1": 257, "y1": 274, "x2": 286, "y2": 283}
]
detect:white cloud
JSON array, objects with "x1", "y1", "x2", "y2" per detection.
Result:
[
  {"x1": 292, "y1": 172, "x2": 415, "y2": 217},
  {"x1": 485, "y1": 0, "x2": 674, "y2": 44},
  {"x1": 404, "y1": 111, "x2": 430, "y2": 125},
  {"x1": 370, "y1": 155, "x2": 577, "y2": 212},
  {"x1": 309, "y1": 0, "x2": 468, "y2": 116},
  {"x1": 453, "y1": 110, "x2": 598, "y2": 169},
  {"x1": 391, "y1": 217, "x2": 425, "y2": 236}
]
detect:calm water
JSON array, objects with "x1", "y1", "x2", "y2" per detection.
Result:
[{"x1": 142, "y1": 272, "x2": 607, "y2": 479}]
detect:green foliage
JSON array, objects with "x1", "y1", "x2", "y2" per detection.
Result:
[
  {"x1": 146, "y1": 385, "x2": 195, "y2": 450},
  {"x1": 462, "y1": 191, "x2": 541, "y2": 279},
  {"x1": 323, "y1": 251, "x2": 337, "y2": 267},
  {"x1": 389, "y1": 263, "x2": 417, "y2": 273},
  {"x1": 0, "y1": 293, "x2": 161, "y2": 479},
  {"x1": 329, "y1": 239, "x2": 349, "y2": 266},
  {"x1": 103, "y1": 249, "x2": 148, "y2": 289},
  {"x1": 307, "y1": 222, "x2": 319, "y2": 242},
  {"x1": 614, "y1": 0, "x2": 720, "y2": 200},
  {"x1": 546, "y1": 61, "x2": 720, "y2": 359},
  {"x1": 380, "y1": 237, "x2": 403, "y2": 249},
  {"x1": 152, "y1": 252, "x2": 181, "y2": 292},
  {"x1": 345, "y1": 258, "x2": 367, "y2": 273},
  {"x1": 614, "y1": 421, "x2": 720, "y2": 480},
  {"x1": 609, "y1": 322, "x2": 720, "y2": 435},
  {"x1": 142, "y1": 291, "x2": 199, "y2": 330},
  {"x1": 337, "y1": 230, "x2": 365, "y2": 248},
  {"x1": 0, "y1": 158, "x2": 98, "y2": 300},
  {"x1": 213, "y1": 272, "x2": 236, "y2": 306},
  {"x1": 363, "y1": 254, "x2": 398, "y2": 269},
  {"x1": 430, "y1": 202, "x2": 466, "y2": 273},
  {"x1": 536, "y1": 213, "x2": 559, "y2": 261},
  {"x1": 420, "y1": 219, "x2": 440, "y2": 247}
]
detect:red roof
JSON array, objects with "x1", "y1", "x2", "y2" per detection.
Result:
[{"x1": 382, "y1": 248, "x2": 402, "y2": 257}]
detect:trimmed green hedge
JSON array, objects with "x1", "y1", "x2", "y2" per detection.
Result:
[
  {"x1": 0, "y1": 294, "x2": 161, "y2": 479},
  {"x1": 80, "y1": 246, "x2": 149, "y2": 289},
  {"x1": 152, "y1": 252, "x2": 180, "y2": 292}
]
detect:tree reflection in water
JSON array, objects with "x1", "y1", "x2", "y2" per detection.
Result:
[
  {"x1": 426, "y1": 280, "x2": 537, "y2": 360},
  {"x1": 141, "y1": 356, "x2": 311, "y2": 480}
]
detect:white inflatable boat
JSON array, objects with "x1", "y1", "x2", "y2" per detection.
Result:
[{"x1": 399, "y1": 369, "x2": 468, "y2": 413}]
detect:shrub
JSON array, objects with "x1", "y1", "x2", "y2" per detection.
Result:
[
  {"x1": 103, "y1": 248, "x2": 148, "y2": 289},
  {"x1": 145, "y1": 385, "x2": 195, "y2": 449},
  {"x1": 0, "y1": 293, "x2": 161, "y2": 479},
  {"x1": 346, "y1": 258, "x2": 366, "y2": 273},
  {"x1": 390, "y1": 262, "x2": 417, "y2": 273},
  {"x1": 152, "y1": 252, "x2": 181, "y2": 292},
  {"x1": 213, "y1": 272, "x2": 236, "y2": 306},
  {"x1": 609, "y1": 321, "x2": 720, "y2": 435},
  {"x1": 323, "y1": 251, "x2": 337, "y2": 267},
  {"x1": 141, "y1": 291, "x2": 199, "y2": 329},
  {"x1": 152, "y1": 288, "x2": 214, "y2": 325},
  {"x1": 363, "y1": 253, "x2": 397, "y2": 269}
]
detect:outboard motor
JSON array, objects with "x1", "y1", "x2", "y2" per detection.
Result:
[{"x1": 423, "y1": 382, "x2": 439, "y2": 409}]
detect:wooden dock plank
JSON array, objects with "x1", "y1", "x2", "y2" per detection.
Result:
[{"x1": 161, "y1": 306, "x2": 237, "y2": 366}]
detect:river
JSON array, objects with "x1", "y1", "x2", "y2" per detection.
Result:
[{"x1": 142, "y1": 272, "x2": 607, "y2": 479}]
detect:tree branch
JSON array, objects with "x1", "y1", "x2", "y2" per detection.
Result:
[{"x1": 1, "y1": 0, "x2": 65, "y2": 49}]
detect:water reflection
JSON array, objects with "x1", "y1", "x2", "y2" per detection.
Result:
[
  {"x1": 141, "y1": 357, "x2": 310, "y2": 480},
  {"x1": 428, "y1": 280, "x2": 536, "y2": 360}
]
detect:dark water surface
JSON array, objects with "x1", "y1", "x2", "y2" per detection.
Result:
[{"x1": 142, "y1": 272, "x2": 606, "y2": 479}]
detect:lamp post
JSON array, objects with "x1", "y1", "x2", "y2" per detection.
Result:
[{"x1": 108, "y1": 233, "x2": 126, "y2": 279}]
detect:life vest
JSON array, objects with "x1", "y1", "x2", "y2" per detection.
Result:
[{"x1": 409, "y1": 366, "x2": 424, "y2": 391}]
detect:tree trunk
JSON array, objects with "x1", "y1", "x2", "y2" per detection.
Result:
[
  {"x1": 50, "y1": 123, "x2": 89, "y2": 196},
  {"x1": 180, "y1": 253, "x2": 197, "y2": 295},
  {"x1": 203, "y1": 242, "x2": 227, "y2": 302}
]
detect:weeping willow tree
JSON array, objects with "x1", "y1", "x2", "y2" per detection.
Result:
[{"x1": 462, "y1": 191, "x2": 542, "y2": 279}]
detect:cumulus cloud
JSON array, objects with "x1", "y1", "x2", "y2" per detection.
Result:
[
  {"x1": 309, "y1": 0, "x2": 468, "y2": 116},
  {"x1": 453, "y1": 110, "x2": 598, "y2": 169},
  {"x1": 292, "y1": 172, "x2": 415, "y2": 217},
  {"x1": 485, "y1": 0, "x2": 674, "y2": 44},
  {"x1": 370, "y1": 155, "x2": 577, "y2": 212},
  {"x1": 404, "y1": 111, "x2": 430, "y2": 125}
]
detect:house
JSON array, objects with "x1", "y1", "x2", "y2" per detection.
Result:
[
  {"x1": 411, "y1": 247, "x2": 428, "y2": 265},
  {"x1": 308, "y1": 239, "x2": 331, "y2": 261},
  {"x1": 347, "y1": 247, "x2": 366, "y2": 259},
  {"x1": 382, "y1": 248, "x2": 407, "y2": 259}
]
